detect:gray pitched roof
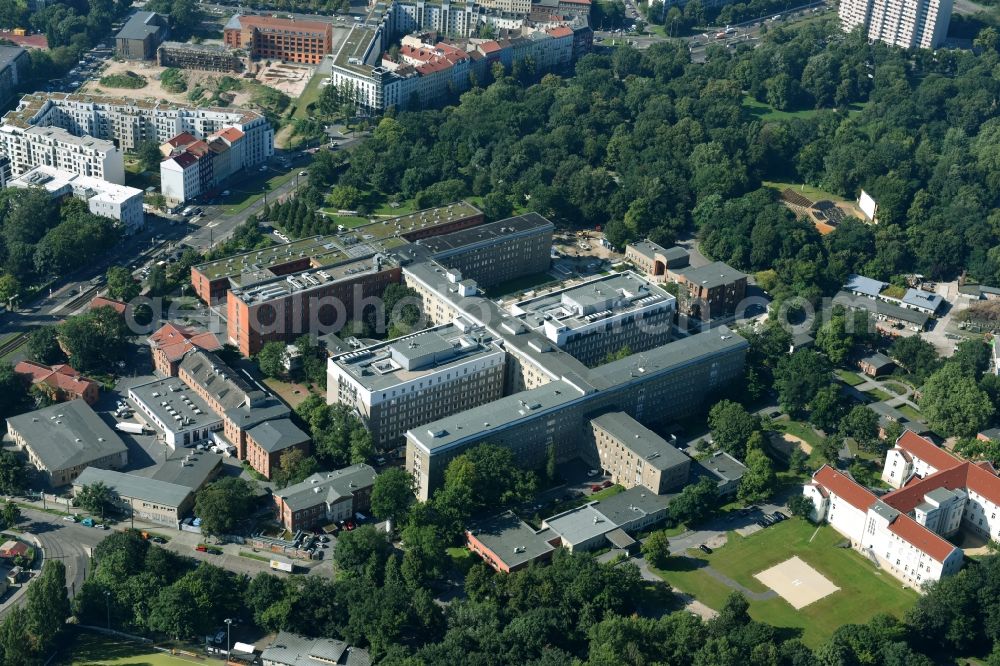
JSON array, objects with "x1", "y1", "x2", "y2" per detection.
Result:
[
  {"x1": 180, "y1": 350, "x2": 266, "y2": 411},
  {"x1": 261, "y1": 631, "x2": 370, "y2": 666},
  {"x1": 589, "y1": 411, "x2": 689, "y2": 471},
  {"x1": 0, "y1": 46, "x2": 26, "y2": 71},
  {"x1": 116, "y1": 11, "x2": 165, "y2": 40},
  {"x1": 844, "y1": 274, "x2": 886, "y2": 298},
  {"x1": 246, "y1": 419, "x2": 310, "y2": 453},
  {"x1": 73, "y1": 467, "x2": 191, "y2": 508},
  {"x1": 7, "y1": 399, "x2": 127, "y2": 473},
  {"x1": 277, "y1": 464, "x2": 377, "y2": 511},
  {"x1": 902, "y1": 288, "x2": 942, "y2": 312},
  {"x1": 467, "y1": 511, "x2": 556, "y2": 569}
]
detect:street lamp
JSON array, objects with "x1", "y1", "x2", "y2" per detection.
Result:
[
  {"x1": 224, "y1": 618, "x2": 233, "y2": 660},
  {"x1": 104, "y1": 590, "x2": 111, "y2": 630}
]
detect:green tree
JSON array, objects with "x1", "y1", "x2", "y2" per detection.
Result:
[
  {"x1": 105, "y1": 265, "x2": 140, "y2": 302},
  {"x1": 889, "y1": 336, "x2": 940, "y2": 382},
  {"x1": 0, "y1": 606, "x2": 35, "y2": 665},
  {"x1": 0, "y1": 274, "x2": 19, "y2": 306},
  {"x1": 271, "y1": 448, "x2": 318, "y2": 488},
  {"x1": 0, "y1": 501, "x2": 19, "y2": 530},
  {"x1": 808, "y1": 384, "x2": 845, "y2": 433},
  {"x1": 707, "y1": 400, "x2": 759, "y2": 460},
  {"x1": 57, "y1": 306, "x2": 130, "y2": 373},
  {"x1": 26, "y1": 560, "x2": 70, "y2": 652},
  {"x1": 76, "y1": 481, "x2": 115, "y2": 519},
  {"x1": 256, "y1": 341, "x2": 287, "y2": 378},
  {"x1": 0, "y1": 451, "x2": 26, "y2": 495},
  {"x1": 920, "y1": 363, "x2": 994, "y2": 438},
  {"x1": 788, "y1": 494, "x2": 815, "y2": 520},
  {"x1": 774, "y1": 351, "x2": 832, "y2": 416},
  {"x1": 641, "y1": 530, "x2": 672, "y2": 569},
  {"x1": 329, "y1": 185, "x2": 363, "y2": 210},
  {"x1": 370, "y1": 467, "x2": 415, "y2": 529},
  {"x1": 668, "y1": 477, "x2": 718, "y2": 526},
  {"x1": 194, "y1": 477, "x2": 254, "y2": 537},
  {"x1": 26, "y1": 326, "x2": 64, "y2": 365},
  {"x1": 135, "y1": 140, "x2": 162, "y2": 172},
  {"x1": 334, "y1": 524, "x2": 392, "y2": 575},
  {"x1": 481, "y1": 192, "x2": 514, "y2": 221},
  {"x1": 839, "y1": 405, "x2": 880, "y2": 452},
  {"x1": 738, "y1": 446, "x2": 775, "y2": 503}
]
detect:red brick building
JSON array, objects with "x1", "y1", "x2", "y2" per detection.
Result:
[
  {"x1": 147, "y1": 322, "x2": 223, "y2": 376},
  {"x1": 223, "y1": 15, "x2": 333, "y2": 65}
]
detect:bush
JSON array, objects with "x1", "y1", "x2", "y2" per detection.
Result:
[{"x1": 98, "y1": 71, "x2": 147, "y2": 89}]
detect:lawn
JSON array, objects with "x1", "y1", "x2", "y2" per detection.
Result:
[
  {"x1": 653, "y1": 518, "x2": 918, "y2": 647},
  {"x1": 317, "y1": 211, "x2": 370, "y2": 228},
  {"x1": 743, "y1": 97, "x2": 831, "y2": 122},
  {"x1": 55, "y1": 631, "x2": 202, "y2": 666},
  {"x1": 897, "y1": 404, "x2": 924, "y2": 421},
  {"x1": 881, "y1": 381, "x2": 908, "y2": 396},
  {"x1": 486, "y1": 272, "x2": 559, "y2": 298},
  {"x1": 771, "y1": 419, "x2": 823, "y2": 449},
  {"x1": 292, "y1": 71, "x2": 326, "y2": 121},
  {"x1": 835, "y1": 369, "x2": 866, "y2": 386},
  {"x1": 865, "y1": 387, "x2": 893, "y2": 402},
  {"x1": 223, "y1": 168, "x2": 299, "y2": 216}
]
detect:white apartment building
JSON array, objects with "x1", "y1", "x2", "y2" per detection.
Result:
[
  {"x1": 1, "y1": 92, "x2": 273, "y2": 170},
  {"x1": 7, "y1": 165, "x2": 144, "y2": 233},
  {"x1": 327, "y1": 323, "x2": 506, "y2": 447},
  {"x1": 839, "y1": 0, "x2": 953, "y2": 49},
  {"x1": 0, "y1": 125, "x2": 124, "y2": 184}
]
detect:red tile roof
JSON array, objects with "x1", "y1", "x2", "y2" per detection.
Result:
[
  {"x1": 813, "y1": 465, "x2": 878, "y2": 512},
  {"x1": 169, "y1": 152, "x2": 199, "y2": 169},
  {"x1": 966, "y1": 462, "x2": 1000, "y2": 508},
  {"x1": 149, "y1": 323, "x2": 222, "y2": 363},
  {"x1": 90, "y1": 296, "x2": 127, "y2": 315},
  {"x1": 547, "y1": 26, "x2": 574, "y2": 38},
  {"x1": 215, "y1": 127, "x2": 244, "y2": 143},
  {"x1": 14, "y1": 361, "x2": 98, "y2": 397},
  {"x1": 164, "y1": 132, "x2": 197, "y2": 148},
  {"x1": 480, "y1": 41, "x2": 502, "y2": 54},
  {"x1": 185, "y1": 140, "x2": 211, "y2": 158},
  {"x1": 896, "y1": 430, "x2": 958, "y2": 471},
  {"x1": 886, "y1": 513, "x2": 956, "y2": 563},
  {"x1": 882, "y1": 463, "x2": 970, "y2": 514}
]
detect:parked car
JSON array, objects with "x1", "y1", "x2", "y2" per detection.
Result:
[
  {"x1": 150, "y1": 536, "x2": 166, "y2": 544},
  {"x1": 699, "y1": 544, "x2": 713, "y2": 554},
  {"x1": 771, "y1": 511, "x2": 787, "y2": 522},
  {"x1": 195, "y1": 545, "x2": 207, "y2": 552},
  {"x1": 62, "y1": 515, "x2": 77, "y2": 522},
  {"x1": 601, "y1": 480, "x2": 613, "y2": 489},
  {"x1": 590, "y1": 484, "x2": 602, "y2": 492},
  {"x1": 755, "y1": 520, "x2": 768, "y2": 528}
]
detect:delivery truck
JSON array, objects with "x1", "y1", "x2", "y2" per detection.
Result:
[
  {"x1": 115, "y1": 422, "x2": 150, "y2": 435},
  {"x1": 270, "y1": 558, "x2": 294, "y2": 573}
]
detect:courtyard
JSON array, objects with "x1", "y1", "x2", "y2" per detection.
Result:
[{"x1": 653, "y1": 518, "x2": 919, "y2": 647}]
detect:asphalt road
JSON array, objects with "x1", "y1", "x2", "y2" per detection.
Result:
[{"x1": 0, "y1": 507, "x2": 109, "y2": 620}]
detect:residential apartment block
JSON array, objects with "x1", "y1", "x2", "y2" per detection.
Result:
[
  {"x1": 224, "y1": 14, "x2": 333, "y2": 64},
  {"x1": 2, "y1": 92, "x2": 273, "y2": 159},
  {"x1": 586, "y1": 411, "x2": 690, "y2": 494},
  {"x1": 839, "y1": 0, "x2": 953, "y2": 49},
  {"x1": 8, "y1": 165, "x2": 144, "y2": 233},
  {"x1": 507, "y1": 271, "x2": 675, "y2": 366},
  {"x1": 114, "y1": 11, "x2": 169, "y2": 60},
  {"x1": 7, "y1": 399, "x2": 128, "y2": 487},
  {"x1": 328, "y1": 324, "x2": 506, "y2": 447},
  {"x1": 329, "y1": 15, "x2": 584, "y2": 113},
  {"x1": 0, "y1": 125, "x2": 124, "y2": 185},
  {"x1": 272, "y1": 464, "x2": 378, "y2": 531},
  {"x1": 806, "y1": 430, "x2": 1000, "y2": 588},
  {"x1": 160, "y1": 127, "x2": 251, "y2": 203}
]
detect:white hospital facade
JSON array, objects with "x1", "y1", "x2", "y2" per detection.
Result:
[{"x1": 806, "y1": 431, "x2": 1000, "y2": 589}]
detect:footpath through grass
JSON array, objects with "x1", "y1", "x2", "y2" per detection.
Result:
[{"x1": 653, "y1": 518, "x2": 918, "y2": 647}]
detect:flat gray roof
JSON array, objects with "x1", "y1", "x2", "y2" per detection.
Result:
[
  {"x1": 628, "y1": 240, "x2": 689, "y2": 264},
  {"x1": 414, "y1": 212, "x2": 553, "y2": 257},
  {"x1": 870, "y1": 499, "x2": 900, "y2": 522},
  {"x1": 595, "y1": 485, "x2": 673, "y2": 526},
  {"x1": 331, "y1": 324, "x2": 503, "y2": 392},
  {"x1": 149, "y1": 449, "x2": 221, "y2": 491},
  {"x1": 590, "y1": 411, "x2": 689, "y2": 471},
  {"x1": 277, "y1": 464, "x2": 377, "y2": 512},
  {"x1": 73, "y1": 467, "x2": 191, "y2": 508},
  {"x1": 129, "y1": 378, "x2": 220, "y2": 432},
  {"x1": 696, "y1": 451, "x2": 747, "y2": 482},
  {"x1": 7, "y1": 399, "x2": 127, "y2": 473},
  {"x1": 543, "y1": 504, "x2": 614, "y2": 547},
  {"x1": 468, "y1": 511, "x2": 556, "y2": 569},
  {"x1": 678, "y1": 261, "x2": 746, "y2": 289}
]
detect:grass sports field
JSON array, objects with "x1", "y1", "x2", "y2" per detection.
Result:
[
  {"x1": 653, "y1": 518, "x2": 918, "y2": 647},
  {"x1": 56, "y1": 631, "x2": 206, "y2": 666}
]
